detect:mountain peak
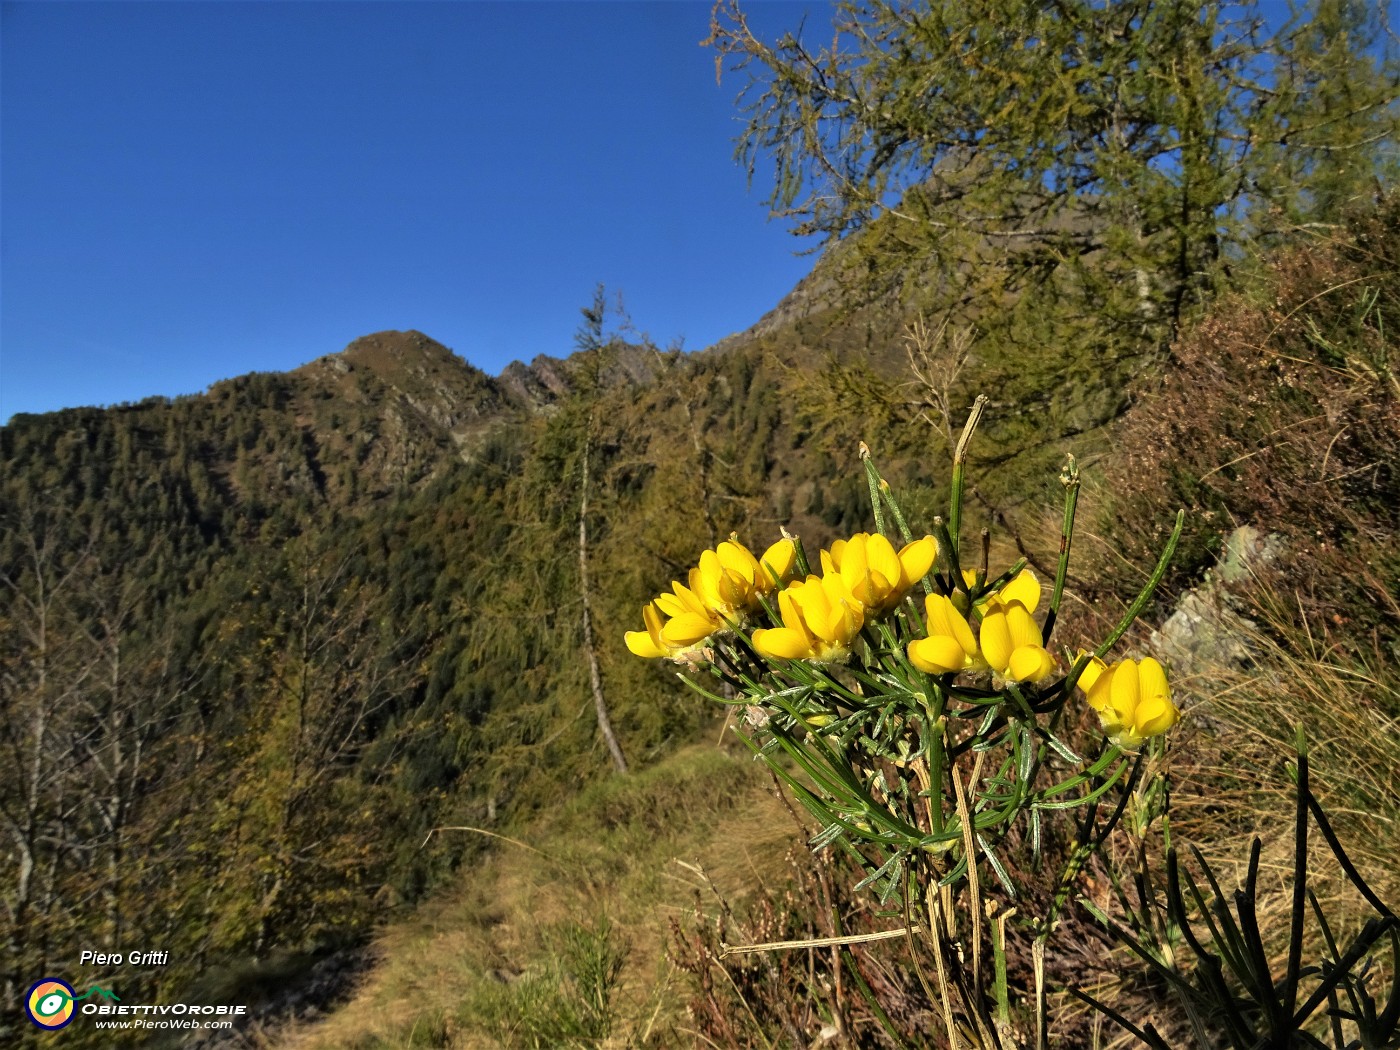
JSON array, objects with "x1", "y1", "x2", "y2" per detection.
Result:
[
  {"x1": 295, "y1": 330, "x2": 498, "y2": 401},
  {"x1": 311, "y1": 330, "x2": 467, "y2": 377}
]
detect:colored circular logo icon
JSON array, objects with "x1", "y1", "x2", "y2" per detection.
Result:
[{"x1": 26, "y1": 978, "x2": 77, "y2": 1029}]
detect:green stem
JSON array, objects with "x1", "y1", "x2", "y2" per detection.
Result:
[
  {"x1": 880, "y1": 479, "x2": 916, "y2": 546},
  {"x1": 840, "y1": 945, "x2": 911, "y2": 1050},
  {"x1": 926, "y1": 703, "x2": 947, "y2": 837},
  {"x1": 790, "y1": 532, "x2": 812, "y2": 578},
  {"x1": 1095, "y1": 509, "x2": 1186, "y2": 659},
  {"x1": 932, "y1": 518, "x2": 966, "y2": 602},
  {"x1": 1046, "y1": 752, "x2": 1144, "y2": 935},
  {"x1": 948, "y1": 395, "x2": 987, "y2": 560},
  {"x1": 990, "y1": 906, "x2": 1014, "y2": 1030},
  {"x1": 861, "y1": 443, "x2": 888, "y2": 538},
  {"x1": 1042, "y1": 454, "x2": 1080, "y2": 646}
]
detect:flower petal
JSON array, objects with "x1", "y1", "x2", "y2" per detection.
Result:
[
  {"x1": 661, "y1": 613, "x2": 717, "y2": 647},
  {"x1": 625, "y1": 630, "x2": 666, "y2": 658},
  {"x1": 925, "y1": 594, "x2": 977, "y2": 653},
  {"x1": 997, "y1": 569, "x2": 1041, "y2": 612},
  {"x1": 752, "y1": 627, "x2": 812, "y2": 660},
  {"x1": 717, "y1": 540, "x2": 759, "y2": 580},
  {"x1": 898, "y1": 536, "x2": 938, "y2": 584},
  {"x1": 1075, "y1": 652, "x2": 1108, "y2": 694},
  {"x1": 1004, "y1": 602, "x2": 1044, "y2": 650},
  {"x1": 1139, "y1": 657, "x2": 1170, "y2": 704},
  {"x1": 909, "y1": 636, "x2": 970, "y2": 674},
  {"x1": 1108, "y1": 659, "x2": 1142, "y2": 723},
  {"x1": 1008, "y1": 644, "x2": 1056, "y2": 683},
  {"x1": 759, "y1": 538, "x2": 797, "y2": 587},
  {"x1": 654, "y1": 592, "x2": 686, "y2": 619},
  {"x1": 863, "y1": 533, "x2": 902, "y2": 587},
  {"x1": 979, "y1": 608, "x2": 1013, "y2": 674},
  {"x1": 1085, "y1": 663, "x2": 1116, "y2": 713},
  {"x1": 1133, "y1": 694, "x2": 1179, "y2": 738}
]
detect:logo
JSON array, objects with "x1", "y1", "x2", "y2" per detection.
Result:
[
  {"x1": 24, "y1": 980, "x2": 121, "y2": 1029},
  {"x1": 25, "y1": 978, "x2": 77, "y2": 1030}
]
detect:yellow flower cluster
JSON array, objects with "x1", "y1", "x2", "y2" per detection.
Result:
[
  {"x1": 907, "y1": 569, "x2": 1056, "y2": 683},
  {"x1": 624, "y1": 537, "x2": 797, "y2": 661},
  {"x1": 752, "y1": 533, "x2": 938, "y2": 663},
  {"x1": 1076, "y1": 654, "x2": 1180, "y2": 747},
  {"x1": 625, "y1": 528, "x2": 1179, "y2": 746}
]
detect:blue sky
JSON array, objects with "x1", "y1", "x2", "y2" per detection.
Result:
[{"x1": 2, "y1": 1, "x2": 826, "y2": 420}]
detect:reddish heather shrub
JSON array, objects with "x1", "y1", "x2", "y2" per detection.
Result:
[{"x1": 1096, "y1": 196, "x2": 1400, "y2": 668}]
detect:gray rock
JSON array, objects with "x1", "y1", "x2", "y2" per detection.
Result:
[
  {"x1": 1150, "y1": 525, "x2": 1284, "y2": 677},
  {"x1": 1217, "y1": 523, "x2": 1282, "y2": 583}
]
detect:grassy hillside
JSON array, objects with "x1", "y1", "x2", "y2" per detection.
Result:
[{"x1": 272, "y1": 746, "x2": 795, "y2": 1050}]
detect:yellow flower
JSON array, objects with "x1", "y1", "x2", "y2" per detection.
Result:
[
  {"x1": 624, "y1": 592, "x2": 716, "y2": 661},
  {"x1": 692, "y1": 537, "x2": 798, "y2": 623},
  {"x1": 954, "y1": 566, "x2": 1040, "y2": 616},
  {"x1": 656, "y1": 571, "x2": 726, "y2": 642},
  {"x1": 820, "y1": 532, "x2": 938, "y2": 617},
  {"x1": 756, "y1": 536, "x2": 799, "y2": 587},
  {"x1": 752, "y1": 574, "x2": 864, "y2": 664},
  {"x1": 979, "y1": 599, "x2": 1055, "y2": 683},
  {"x1": 624, "y1": 600, "x2": 672, "y2": 658},
  {"x1": 624, "y1": 536, "x2": 796, "y2": 661},
  {"x1": 622, "y1": 574, "x2": 724, "y2": 660},
  {"x1": 1073, "y1": 651, "x2": 1110, "y2": 692},
  {"x1": 908, "y1": 593, "x2": 988, "y2": 674},
  {"x1": 1080, "y1": 656, "x2": 1179, "y2": 747},
  {"x1": 988, "y1": 568, "x2": 1041, "y2": 612}
]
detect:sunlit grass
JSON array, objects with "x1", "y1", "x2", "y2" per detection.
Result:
[
  {"x1": 1063, "y1": 589, "x2": 1400, "y2": 1050},
  {"x1": 274, "y1": 744, "x2": 797, "y2": 1049}
]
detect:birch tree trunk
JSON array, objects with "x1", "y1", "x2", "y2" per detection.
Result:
[{"x1": 578, "y1": 418, "x2": 628, "y2": 774}]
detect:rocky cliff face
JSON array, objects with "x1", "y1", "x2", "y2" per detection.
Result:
[{"x1": 496, "y1": 342, "x2": 661, "y2": 411}]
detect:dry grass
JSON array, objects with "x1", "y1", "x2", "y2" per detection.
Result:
[
  {"x1": 1058, "y1": 595, "x2": 1400, "y2": 1050},
  {"x1": 269, "y1": 743, "x2": 797, "y2": 1050},
  {"x1": 1173, "y1": 605, "x2": 1400, "y2": 945},
  {"x1": 1094, "y1": 200, "x2": 1400, "y2": 661}
]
